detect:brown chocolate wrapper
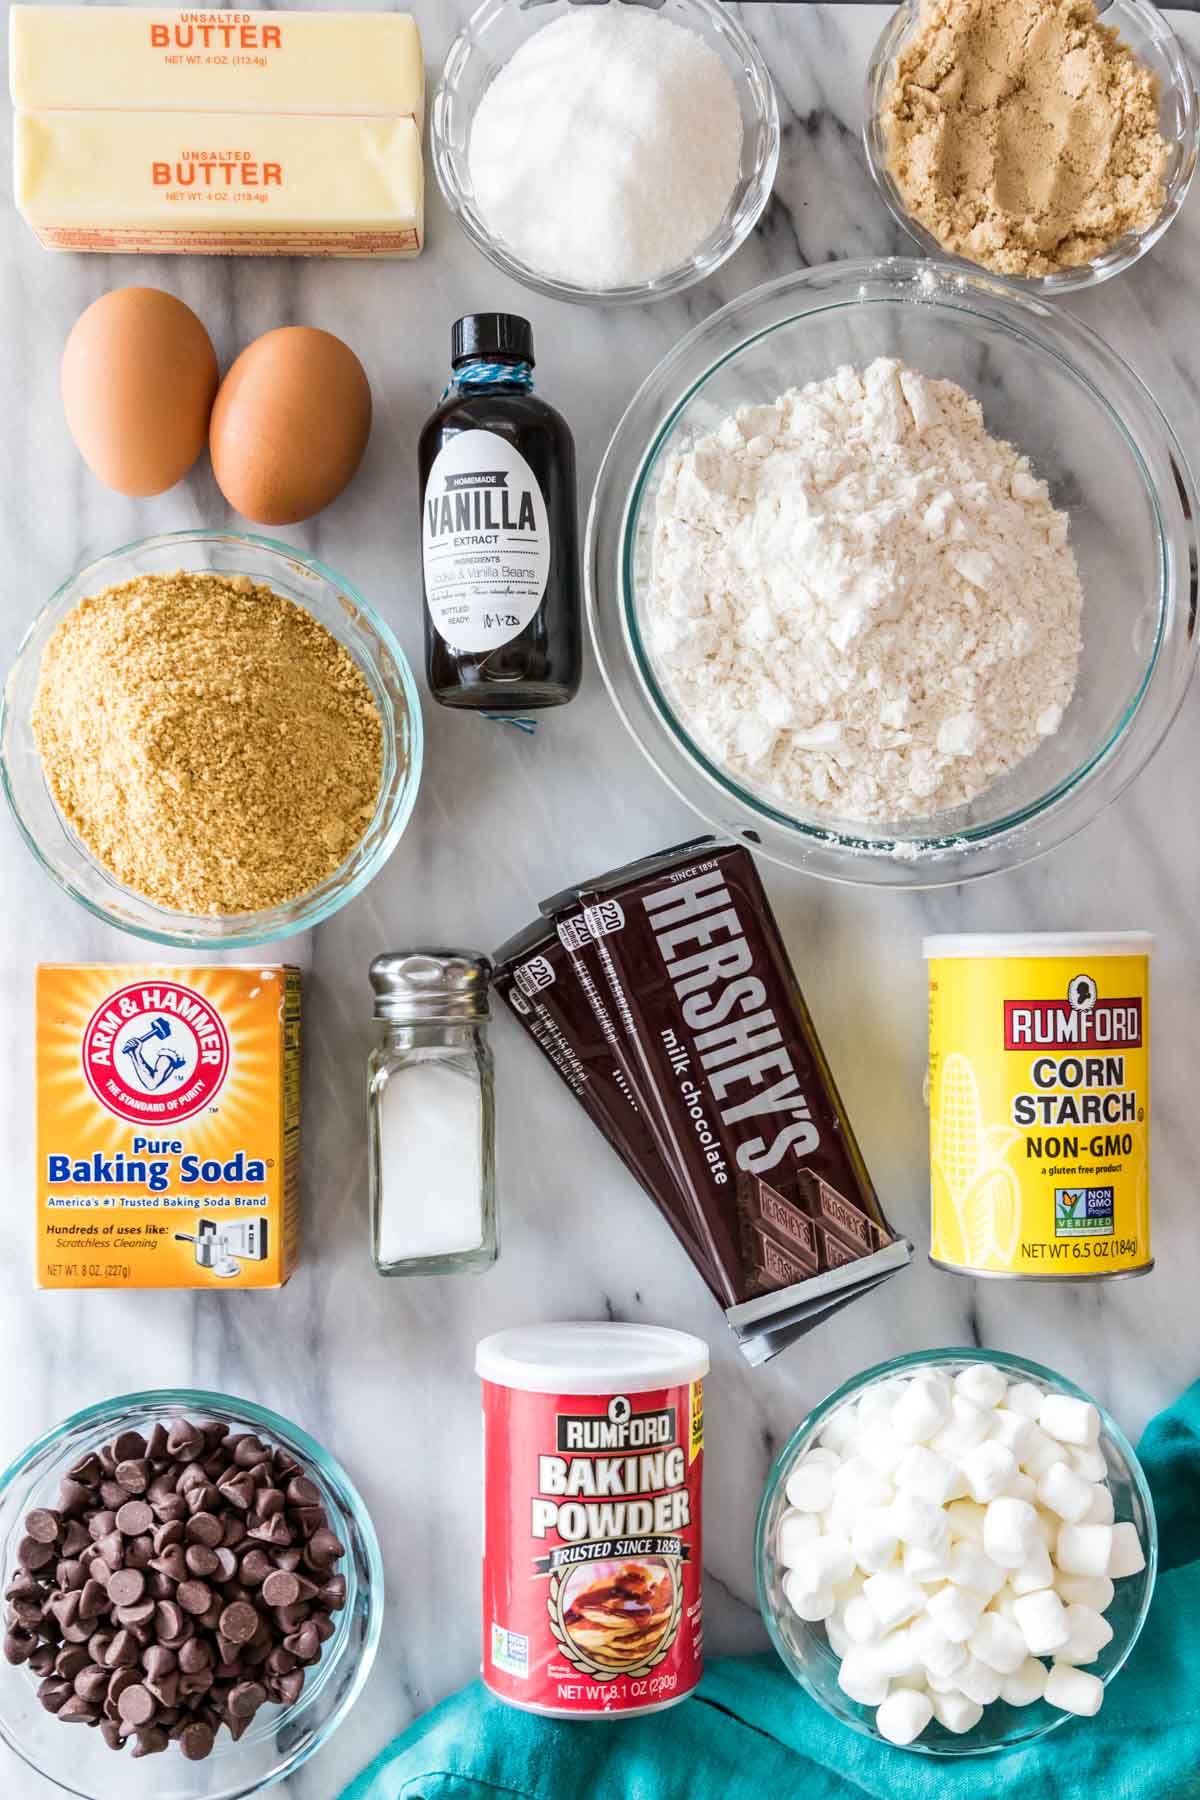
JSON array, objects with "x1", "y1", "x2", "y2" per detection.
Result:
[{"x1": 501, "y1": 838, "x2": 909, "y2": 1362}]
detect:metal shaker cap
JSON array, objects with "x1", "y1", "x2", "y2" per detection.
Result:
[{"x1": 370, "y1": 949, "x2": 492, "y2": 1022}]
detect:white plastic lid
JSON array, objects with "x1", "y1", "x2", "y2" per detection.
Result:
[
  {"x1": 924, "y1": 931, "x2": 1154, "y2": 960},
  {"x1": 476, "y1": 1322, "x2": 709, "y2": 1394}
]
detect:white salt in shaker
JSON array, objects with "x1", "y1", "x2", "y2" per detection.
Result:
[{"x1": 368, "y1": 950, "x2": 496, "y2": 1275}]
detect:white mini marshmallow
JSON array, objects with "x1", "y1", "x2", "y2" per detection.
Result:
[
  {"x1": 1006, "y1": 1381, "x2": 1046, "y2": 1419},
  {"x1": 945, "y1": 1499, "x2": 987, "y2": 1545},
  {"x1": 820, "y1": 1406, "x2": 861, "y2": 1456},
  {"x1": 843, "y1": 1593, "x2": 884, "y2": 1646},
  {"x1": 1054, "y1": 1572, "x2": 1115, "y2": 1612},
  {"x1": 852, "y1": 1507, "x2": 901, "y2": 1574},
  {"x1": 799, "y1": 1447, "x2": 841, "y2": 1467},
  {"x1": 837, "y1": 1648, "x2": 891, "y2": 1706},
  {"x1": 832, "y1": 1457, "x2": 895, "y2": 1509},
  {"x1": 909, "y1": 1614, "x2": 967, "y2": 1678},
  {"x1": 1012, "y1": 1588, "x2": 1071, "y2": 1655},
  {"x1": 860, "y1": 1429, "x2": 906, "y2": 1478},
  {"x1": 932, "y1": 1691, "x2": 984, "y2": 1734},
  {"x1": 931, "y1": 1395, "x2": 992, "y2": 1458},
  {"x1": 875, "y1": 1627, "x2": 921, "y2": 1678},
  {"x1": 1010, "y1": 1540, "x2": 1054, "y2": 1596},
  {"x1": 967, "y1": 1612, "x2": 1028, "y2": 1675},
  {"x1": 1031, "y1": 1507, "x2": 1060, "y2": 1552},
  {"x1": 1023, "y1": 1430, "x2": 1070, "y2": 1482},
  {"x1": 786, "y1": 1461, "x2": 834, "y2": 1512},
  {"x1": 1082, "y1": 1484, "x2": 1115, "y2": 1526},
  {"x1": 952, "y1": 1653, "x2": 1004, "y2": 1706},
  {"x1": 954, "y1": 1364, "x2": 1008, "y2": 1410},
  {"x1": 1037, "y1": 1461, "x2": 1095, "y2": 1523},
  {"x1": 926, "y1": 1583, "x2": 986, "y2": 1643},
  {"x1": 1007, "y1": 1473, "x2": 1038, "y2": 1503},
  {"x1": 857, "y1": 1380, "x2": 908, "y2": 1438},
  {"x1": 983, "y1": 1496, "x2": 1039, "y2": 1568},
  {"x1": 1039, "y1": 1394, "x2": 1101, "y2": 1448},
  {"x1": 903, "y1": 1542, "x2": 954, "y2": 1585},
  {"x1": 960, "y1": 1440, "x2": 1018, "y2": 1504},
  {"x1": 1044, "y1": 1662, "x2": 1104, "y2": 1717},
  {"x1": 989, "y1": 1408, "x2": 1038, "y2": 1462},
  {"x1": 895, "y1": 1443, "x2": 963, "y2": 1505},
  {"x1": 947, "y1": 1541, "x2": 1006, "y2": 1599},
  {"x1": 863, "y1": 1570, "x2": 926, "y2": 1632},
  {"x1": 876, "y1": 1689, "x2": 933, "y2": 1746},
  {"x1": 826, "y1": 1614, "x2": 852, "y2": 1659},
  {"x1": 1057, "y1": 1603, "x2": 1114, "y2": 1667},
  {"x1": 891, "y1": 1492, "x2": 952, "y2": 1557},
  {"x1": 783, "y1": 1570, "x2": 835, "y2": 1621},
  {"x1": 1057, "y1": 1522, "x2": 1114, "y2": 1577},
  {"x1": 890, "y1": 1669, "x2": 929, "y2": 1693},
  {"x1": 778, "y1": 1509, "x2": 821, "y2": 1567},
  {"x1": 1001, "y1": 1657, "x2": 1049, "y2": 1707},
  {"x1": 1108, "y1": 1521, "x2": 1146, "y2": 1579},
  {"x1": 990, "y1": 1586, "x2": 1020, "y2": 1622},
  {"x1": 1069, "y1": 1443, "x2": 1108, "y2": 1483},
  {"x1": 891, "y1": 1375, "x2": 952, "y2": 1444}
]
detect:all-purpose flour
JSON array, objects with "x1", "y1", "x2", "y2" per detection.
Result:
[{"x1": 646, "y1": 358, "x2": 1083, "y2": 823}]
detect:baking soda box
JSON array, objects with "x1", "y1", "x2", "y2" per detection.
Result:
[{"x1": 35, "y1": 965, "x2": 301, "y2": 1289}]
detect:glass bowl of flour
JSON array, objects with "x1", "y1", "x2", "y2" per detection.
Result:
[
  {"x1": 586, "y1": 258, "x2": 1199, "y2": 886},
  {"x1": 431, "y1": 0, "x2": 779, "y2": 304}
]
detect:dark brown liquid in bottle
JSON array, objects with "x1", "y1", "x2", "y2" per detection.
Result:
[{"x1": 418, "y1": 317, "x2": 580, "y2": 712}]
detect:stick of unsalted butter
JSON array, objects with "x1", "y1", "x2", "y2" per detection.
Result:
[
  {"x1": 9, "y1": 6, "x2": 424, "y2": 119},
  {"x1": 15, "y1": 109, "x2": 423, "y2": 257}
]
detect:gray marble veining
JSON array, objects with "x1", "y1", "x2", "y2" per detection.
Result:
[{"x1": 1, "y1": 5, "x2": 1198, "y2": 1794}]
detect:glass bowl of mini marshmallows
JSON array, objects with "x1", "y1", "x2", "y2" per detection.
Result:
[{"x1": 755, "y1": 1349, "x2": 1156, "y2": 1755}]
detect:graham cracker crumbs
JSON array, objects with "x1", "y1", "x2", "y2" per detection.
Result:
[
  {"x1": 32, "y1": 571, "x2": 384, "y2": 916},
  {"x1": 882, "y1": 0, "x2": 1170, "y2": 277}
]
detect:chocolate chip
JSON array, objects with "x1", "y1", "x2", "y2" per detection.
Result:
[
  {"x1": 184, "y1": 1544, "x2": 219, "y2": 1578},
  {"x1": 100, "y1": 1481, "x2": 128, "y2": 1511},
  {"x1": 261, "y1": 1569, "x2": 301, "y2": 1608},
  {"x1": 276, "y1": 1668, "x2": 305, "y2": 1706},
  {"x1": 179, "y1": 1720, "x2": 215, "y2": 1761},
  {"x1": 104, "y1": 1629, "x2": 141, "y2": 1668},
  {"x1": 106, "y1": 1569, "x2": 146, "y2": 1608},
  {"x1": 115, "y1": 1500, "x2": 153, "y2": 1536},
  {"x1": 112, "y1": 1432, "x2": 147, "y2": 1464},
  {"x1": 218, "y1": 1601, "x2": 259, "y2": 1645},
  {"x1": 78, "y1": 1579, "x2": 108, "y2": 1621},
  {"x1": 213, "y1": 1547, "x2": 239, "y2": 1582},
  {"x1": 24, "y1": 1508, "x2": 61, "y2": 1545},
  {"x1": 58, "y1": 1693, "x2": 99, "y2": 1724},
  {"x1": 286, "y1": 1476, "x2": 323, "y2": 1509},
  {"x1": 176, "y1": 1580, "x2": 212, "y2": 1617},
  {"x1": 4, "y1": 1629, "x2": 35, "y2": 1665},
  {"x1": 238, "y1": 1548, "x2": 272, "y2": 1586},
  {"x1": 73, "y1": 1663, "x2": 110, "y2": 1703},
  {"x1": 228, "y1": 1677, "x2": 267, "y2": 1719},
  {"x1": 55, "y1": 1646, "x2": 89, "y2": 1681},
  {"x1": 38, "y1": 1676, "x2": 73, "y2": 1713},
  {"x1": 178, "y1": 1636, "x2": 212, "y2": 1675},
  {"x1": 87, "y1": 1510, "x2": 117, "y2": 1542},
  {"x1": 117, "y1": 1682, "x2": 156, "y2": 1726},
  {"x1": 17, "y1": 1536, "x2": 55, "y2": 1573}
]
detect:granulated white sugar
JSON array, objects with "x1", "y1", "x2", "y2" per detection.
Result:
[
  {"x1": 646, "y1": 358, "x2": 1083, "y2": 823},
  {"x1": 468, "y1": 9, "x2": 743, "y2": 290}
]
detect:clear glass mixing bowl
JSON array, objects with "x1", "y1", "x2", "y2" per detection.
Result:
[
  {"x1": 1, "y1": 531, "x2": 424, "y2": 947},
  {"x1": 431, "y1": 0, "x2": 780, "y2": 306},
  {"x1": 756, "y1": 1348, "x2": 1157, "y2": 1756},
  {"x1": 0, "y1": 1390, "x2": 384, "y2": 1799},
  {"x1": 864, "y1": 0, "x2": 1199, "y2": 293},
  {"x1": 587, "y1": 259, "x2": 1199, "y2": 886}
]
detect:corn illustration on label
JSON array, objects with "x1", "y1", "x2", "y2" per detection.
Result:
[
  {"x1": 36, "y1": 965, "x2": 301, "y2": 1289},
  {"x1": 926, "y1": 938, "x2": 1151, "y2": 1280}
]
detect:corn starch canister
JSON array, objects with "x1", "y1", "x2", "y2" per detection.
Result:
[
  {"x1": 477, "y1": 1322, "x2": 707, "y2": 1718},
  {"x1": 925, "y1": 933, "x2": 1152, "y2": 1281}
]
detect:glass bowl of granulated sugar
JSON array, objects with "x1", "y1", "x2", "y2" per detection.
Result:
[
  {"x1": 432, "y1": 0, "x2": 779, "y2": 304},
  {"x1": 1, "y1": 530, "x2": 423, "y2": 946},
  {"x1": 587, "y1": 258, "x2": 1200, "y2": 887}
]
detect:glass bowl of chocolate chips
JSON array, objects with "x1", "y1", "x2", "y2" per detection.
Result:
[{"x1": 0, "y1": 1392, "x2": 383, "y2": 1798}]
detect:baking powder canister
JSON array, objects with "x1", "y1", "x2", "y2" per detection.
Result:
[
  {"x1": 477, "y1": 1322, "x2": 708, "y2": 1717},
  {"x1": 925, "y1": 933, "x2": 1153, "y2": 1281}
]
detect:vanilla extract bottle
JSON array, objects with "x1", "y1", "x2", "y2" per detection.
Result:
[{"x1": 418, "y1": 314, "x2": 581, "y2": 711}]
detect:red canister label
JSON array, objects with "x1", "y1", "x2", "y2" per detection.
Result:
[{"x1": 481, "y1": 1376, "x2": 704, "y2": 1716}]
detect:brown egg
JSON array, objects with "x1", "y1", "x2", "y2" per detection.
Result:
[
  {"x1": 209, "y1": 327, "x2": 372, "y2": 526},
  {"x1": 61, "y1": 287, "x2": 218, "y2": 497}
]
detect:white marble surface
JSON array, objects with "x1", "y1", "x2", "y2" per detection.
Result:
[{"x1": 2, "y1": 3, "x2": 1199, "y2": 1794}]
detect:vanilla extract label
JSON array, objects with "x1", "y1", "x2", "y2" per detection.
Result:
[{"x1": 421, "y1": 428, "x2": 550, "y2": 654}]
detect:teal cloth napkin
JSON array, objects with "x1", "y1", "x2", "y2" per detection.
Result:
[{"x1": 341, "y1": 1381, "x2": 1200, "y2": 1800}]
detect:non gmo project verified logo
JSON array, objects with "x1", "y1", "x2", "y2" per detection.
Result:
[{"x1": 1055, "y1": 1186, "x2": 1114, "y2": 1237}]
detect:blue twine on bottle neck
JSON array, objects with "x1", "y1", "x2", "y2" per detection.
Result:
[{"x1": 442, "y1": 359, "x2": 535, "y2": 401}]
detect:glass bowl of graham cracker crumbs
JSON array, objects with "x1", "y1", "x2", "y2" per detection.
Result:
[
  {"x1": 863, "y1": 0, "x2": 1199, "y2": 293},
  {"x1": 0, "y1": 530, "x2": 423, "y2": 947}
]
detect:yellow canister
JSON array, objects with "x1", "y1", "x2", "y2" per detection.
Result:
[{"x1": 925, "y1": 933, "x2": 1153, "y2": 1282}]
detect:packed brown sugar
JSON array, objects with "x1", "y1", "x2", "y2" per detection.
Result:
[
  {"x1": 882, "y1": 0, "x2": 1169, "y2": 277},
  {"x1": 31, "y1": 571, "x2": 383, "y2": 915}
]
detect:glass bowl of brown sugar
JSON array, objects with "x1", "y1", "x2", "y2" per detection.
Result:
[
  {"x1": 863, "y1": 0, "x2": 1199, "y2": 294},
  {"x1": 0, "y1": 530, "x2": 423, "y2": 948}
]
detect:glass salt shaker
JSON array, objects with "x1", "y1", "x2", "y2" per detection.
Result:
[{"x1": 368, "y1": 950, "x2": 496, "y2": 1275}]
